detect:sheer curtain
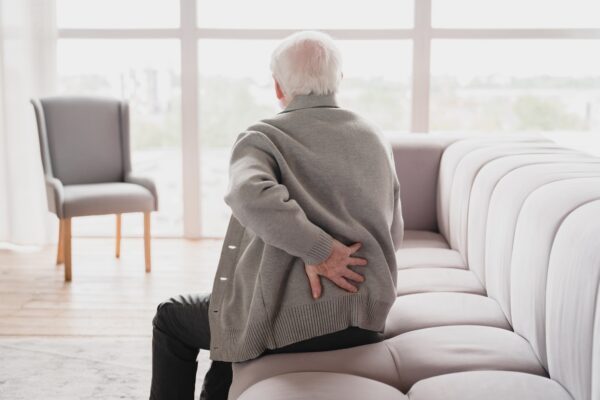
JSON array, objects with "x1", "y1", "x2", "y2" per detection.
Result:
[{"x1": 0, "y1": 0, "x2": 57, "y2": 246}]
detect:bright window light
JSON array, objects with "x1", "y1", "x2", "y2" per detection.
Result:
[
  {"x1": 57, "y1": 39, "x2": 183, "y2": 236},
  {"x1": 432, "y1": 0, "x2": 600, "y2": 28},
  {"x1": 57, "y1": 0, "x2": 180, "y2": 28},
  {"x1": 198, "y1": 39, "x2": 412, "y2": 236},
  {"x1": 197, "y1": 0, "x2": 413, "y2": 29},
  {"x1": 430, "y1": 40, "x2": 600, "y2": 132}
]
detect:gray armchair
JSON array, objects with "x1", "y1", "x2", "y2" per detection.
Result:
[{"x1": 31, "y1": 96, "x2": 158, "y2": 281}]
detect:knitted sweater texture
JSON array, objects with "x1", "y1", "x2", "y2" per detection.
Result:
[{"x1": 208, "y1": 93, "x2": 404, "y2": 362}]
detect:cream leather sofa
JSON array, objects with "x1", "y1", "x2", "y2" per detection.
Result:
[{"x1": 228, "y1": 134, "x2": 600, "y2": 400}]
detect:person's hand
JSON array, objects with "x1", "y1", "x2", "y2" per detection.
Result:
[{"x1": 304, "y1": 239, "x2": 368, "y2": 299}]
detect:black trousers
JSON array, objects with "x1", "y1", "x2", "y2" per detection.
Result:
[{"x1": 149, "y1": 292, "x2": 384, "y2": 400}]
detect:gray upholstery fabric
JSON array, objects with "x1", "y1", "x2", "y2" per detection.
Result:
[
  {"x1": 396, "y1": 268, "x2": 485, "y2": 296},
  {"x1": 237, "y1": 372, "x2": 407, "y2": 400},
  {"x1": 408, "y1": 371, "x2": 573, "y2": 400},
  {"x1": 383, "y1": 292, "x2": 510, "y2": 338},
  {"x1": 63, "y1": 183, "x2": 154, "y2": 218},
  {"x1": 40, "y1": 97, "x2": 124, "y2": 185},
  {"x1": 31, "y1": 96, "x2": 158, "y2": 218}
]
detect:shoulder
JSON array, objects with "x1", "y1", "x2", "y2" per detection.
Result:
[{"x1": 229, "y1": 128, "x2": 282, "y2": 163}]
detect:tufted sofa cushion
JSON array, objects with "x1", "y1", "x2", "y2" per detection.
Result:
[{"x1": 229, "y1": 135, "x2": 600, "y2": 400}]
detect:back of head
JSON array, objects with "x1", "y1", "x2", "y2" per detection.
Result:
[{"x1": 270, "y1": 31, "x2": 343, "y2": 98}]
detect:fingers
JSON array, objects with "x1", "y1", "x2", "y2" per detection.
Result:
[
  {"x1": 343, "y1": 268, "x2": 365, "y2": 283},
  {"x1": 333, "y1": 276, "x2": 359, "y2": 293},
  {"x1": 347, "y1": 242, "x2": 362, "y2": 254},
  {"x1": 347, "y1": 256, "x2": 368, "y2": 266},
  {"x1": 306, "y1": 268, "x2": 322, "y2": 299}
]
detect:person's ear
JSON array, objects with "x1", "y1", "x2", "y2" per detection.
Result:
[{"x1": 274, "y1": 78, "x2": 285, "y2": 100}]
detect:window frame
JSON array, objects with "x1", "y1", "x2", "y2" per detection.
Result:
[{"x1": 56, "y1": 0, "x2": 600, "y2": 238}]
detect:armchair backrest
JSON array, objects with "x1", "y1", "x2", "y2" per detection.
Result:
[{"x1": 31, "y1": 96, "x2": 131, "y2": 185}]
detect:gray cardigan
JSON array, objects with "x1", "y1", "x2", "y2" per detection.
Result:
[{"x1": 208, "y1": 93, "x2": 404, "y2": 362}]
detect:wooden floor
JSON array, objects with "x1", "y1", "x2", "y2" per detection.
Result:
[{"x1": 0, "y1": 238, "x2": 222, "y2": 337}]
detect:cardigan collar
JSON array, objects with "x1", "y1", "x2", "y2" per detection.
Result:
[{"x1": 278, "y1": 93, "x2": 339, "y2": 114}]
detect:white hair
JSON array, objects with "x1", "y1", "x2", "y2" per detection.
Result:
[{"x1": 270, "y1": 30, "x2": 343, "y2": 98}]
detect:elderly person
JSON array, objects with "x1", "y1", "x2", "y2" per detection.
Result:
[{"x1": 149, "y1": 30, "x2": 403, "y2": 400}]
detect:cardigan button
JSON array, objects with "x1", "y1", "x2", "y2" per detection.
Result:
[
  {"x1": 219, "y1": 276, "x2": 228, "y2": 281},
  {"x1": 228, "y1": 245, "x2": 237, "y2": 249}
]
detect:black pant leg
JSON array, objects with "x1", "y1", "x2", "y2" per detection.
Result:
[{"x1": 150, "y1": 292, "x2": 231, "y2": 400}]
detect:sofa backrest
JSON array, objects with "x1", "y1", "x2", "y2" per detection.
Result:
[
  {"x1": 545, "y1": 199, "x2": 600, "y2": 400},
  {"x1": 509, "y1": 177, "x2": 600, "y2": 369},
  {"x1": 437, "y1": 136, "x2": 600, "y2": 400},
  {"x1": 388, "y1": 134, "x2": 461, "y2": 232},
  {"x1": 467, "y1": 154, "x2": 600, "y2": 285}
]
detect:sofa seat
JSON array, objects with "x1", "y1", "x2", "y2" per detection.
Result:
[
  {"x1": 401, "y1": 230, "x2": 449, "y2": 249},
  {"x1": 237, "y1": 372, "x2": 408, "y2": 400},
  {"x1": 230, "y1": 325, "x2": 546, "y2": 399},
  {"x1": 396, "y1": 248, "x2": 466, "y2": 270},
  {"x1": 229, "y1": 341, "x2": 401, "y2": 400},
  {"x1": 386, "y1": 325, "x2": 547, "y2": 392},
  {"x1": 397, "y1": 230, "x2": 466, "y2": 270},
  {"x1": 383, "y1": 292, "x2": 510, "y2": 338},
  {"x1": 396, "y1": 268, "x2": 485, "y2": 296},
  {"x1": 407, "y1": 371, "x2": 572, "y2": 400}
]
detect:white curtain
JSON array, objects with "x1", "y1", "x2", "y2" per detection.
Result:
[{"x1": 0, "y1": 0, "x2": 57, "y2": 246}]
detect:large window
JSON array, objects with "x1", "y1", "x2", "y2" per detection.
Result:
[
  {"x1": 430, "y1": 40, "x2": 600, "y2": 133},
  {"x1": 56, "y1": 38, "x2": 183, "y2": 237},
  {"x1": 198, "y1": 39, "x2": 412, "y2": 236},
  {"x1": 56, "y1": 0, "x2": 600, "y2": 238}
]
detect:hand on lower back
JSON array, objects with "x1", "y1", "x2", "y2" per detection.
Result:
[{"x1": 304, "y1": 239, "x2": 368, "y2": 299}]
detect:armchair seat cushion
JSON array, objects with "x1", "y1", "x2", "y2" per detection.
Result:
[
  {"x1": 63, "y1": 182, "x2": 154, "y2": 217},
  {"x1": 408, "y1": 371, "x2": 572, "y2": 400}
]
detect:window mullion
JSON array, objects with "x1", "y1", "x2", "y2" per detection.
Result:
[
  {"x1": 180, "y1": 0, "x2": 202, "y2": 238},
  {"x1": 411, "y1": 0, "x2": 432, "y2": 133}
]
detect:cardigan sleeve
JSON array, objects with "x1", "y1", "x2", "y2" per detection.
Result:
[
  {"x1": 223, "y1": 131, "x2": 334, "y2": 265},
  {"x1": 387, "y1": 143, "x2": 404, "y2": 251},
  {"x1": 391, "y1": 176, "x2": 404, "y2": 251}
]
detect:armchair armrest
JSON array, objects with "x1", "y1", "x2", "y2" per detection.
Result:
[
  {"x1": 125, "y1": 173, "x2": 158, "y2": 210},
  {"x1": 45, "y1": 176, "x2": 65, "y2": 218}
]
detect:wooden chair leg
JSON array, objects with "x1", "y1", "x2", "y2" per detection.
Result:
[
  {"x1": 64, "y1": 218, "x2": 72, "y2": 282},
  {"x1": 116, "y1": 214, "x2": 121, "y2": 258},
  {"x1": 56, "y1": 219, "x2": 64, "y2": 265},
  {"x1": 144, "y1": 212, "x2": 151, "y2": 273}
]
